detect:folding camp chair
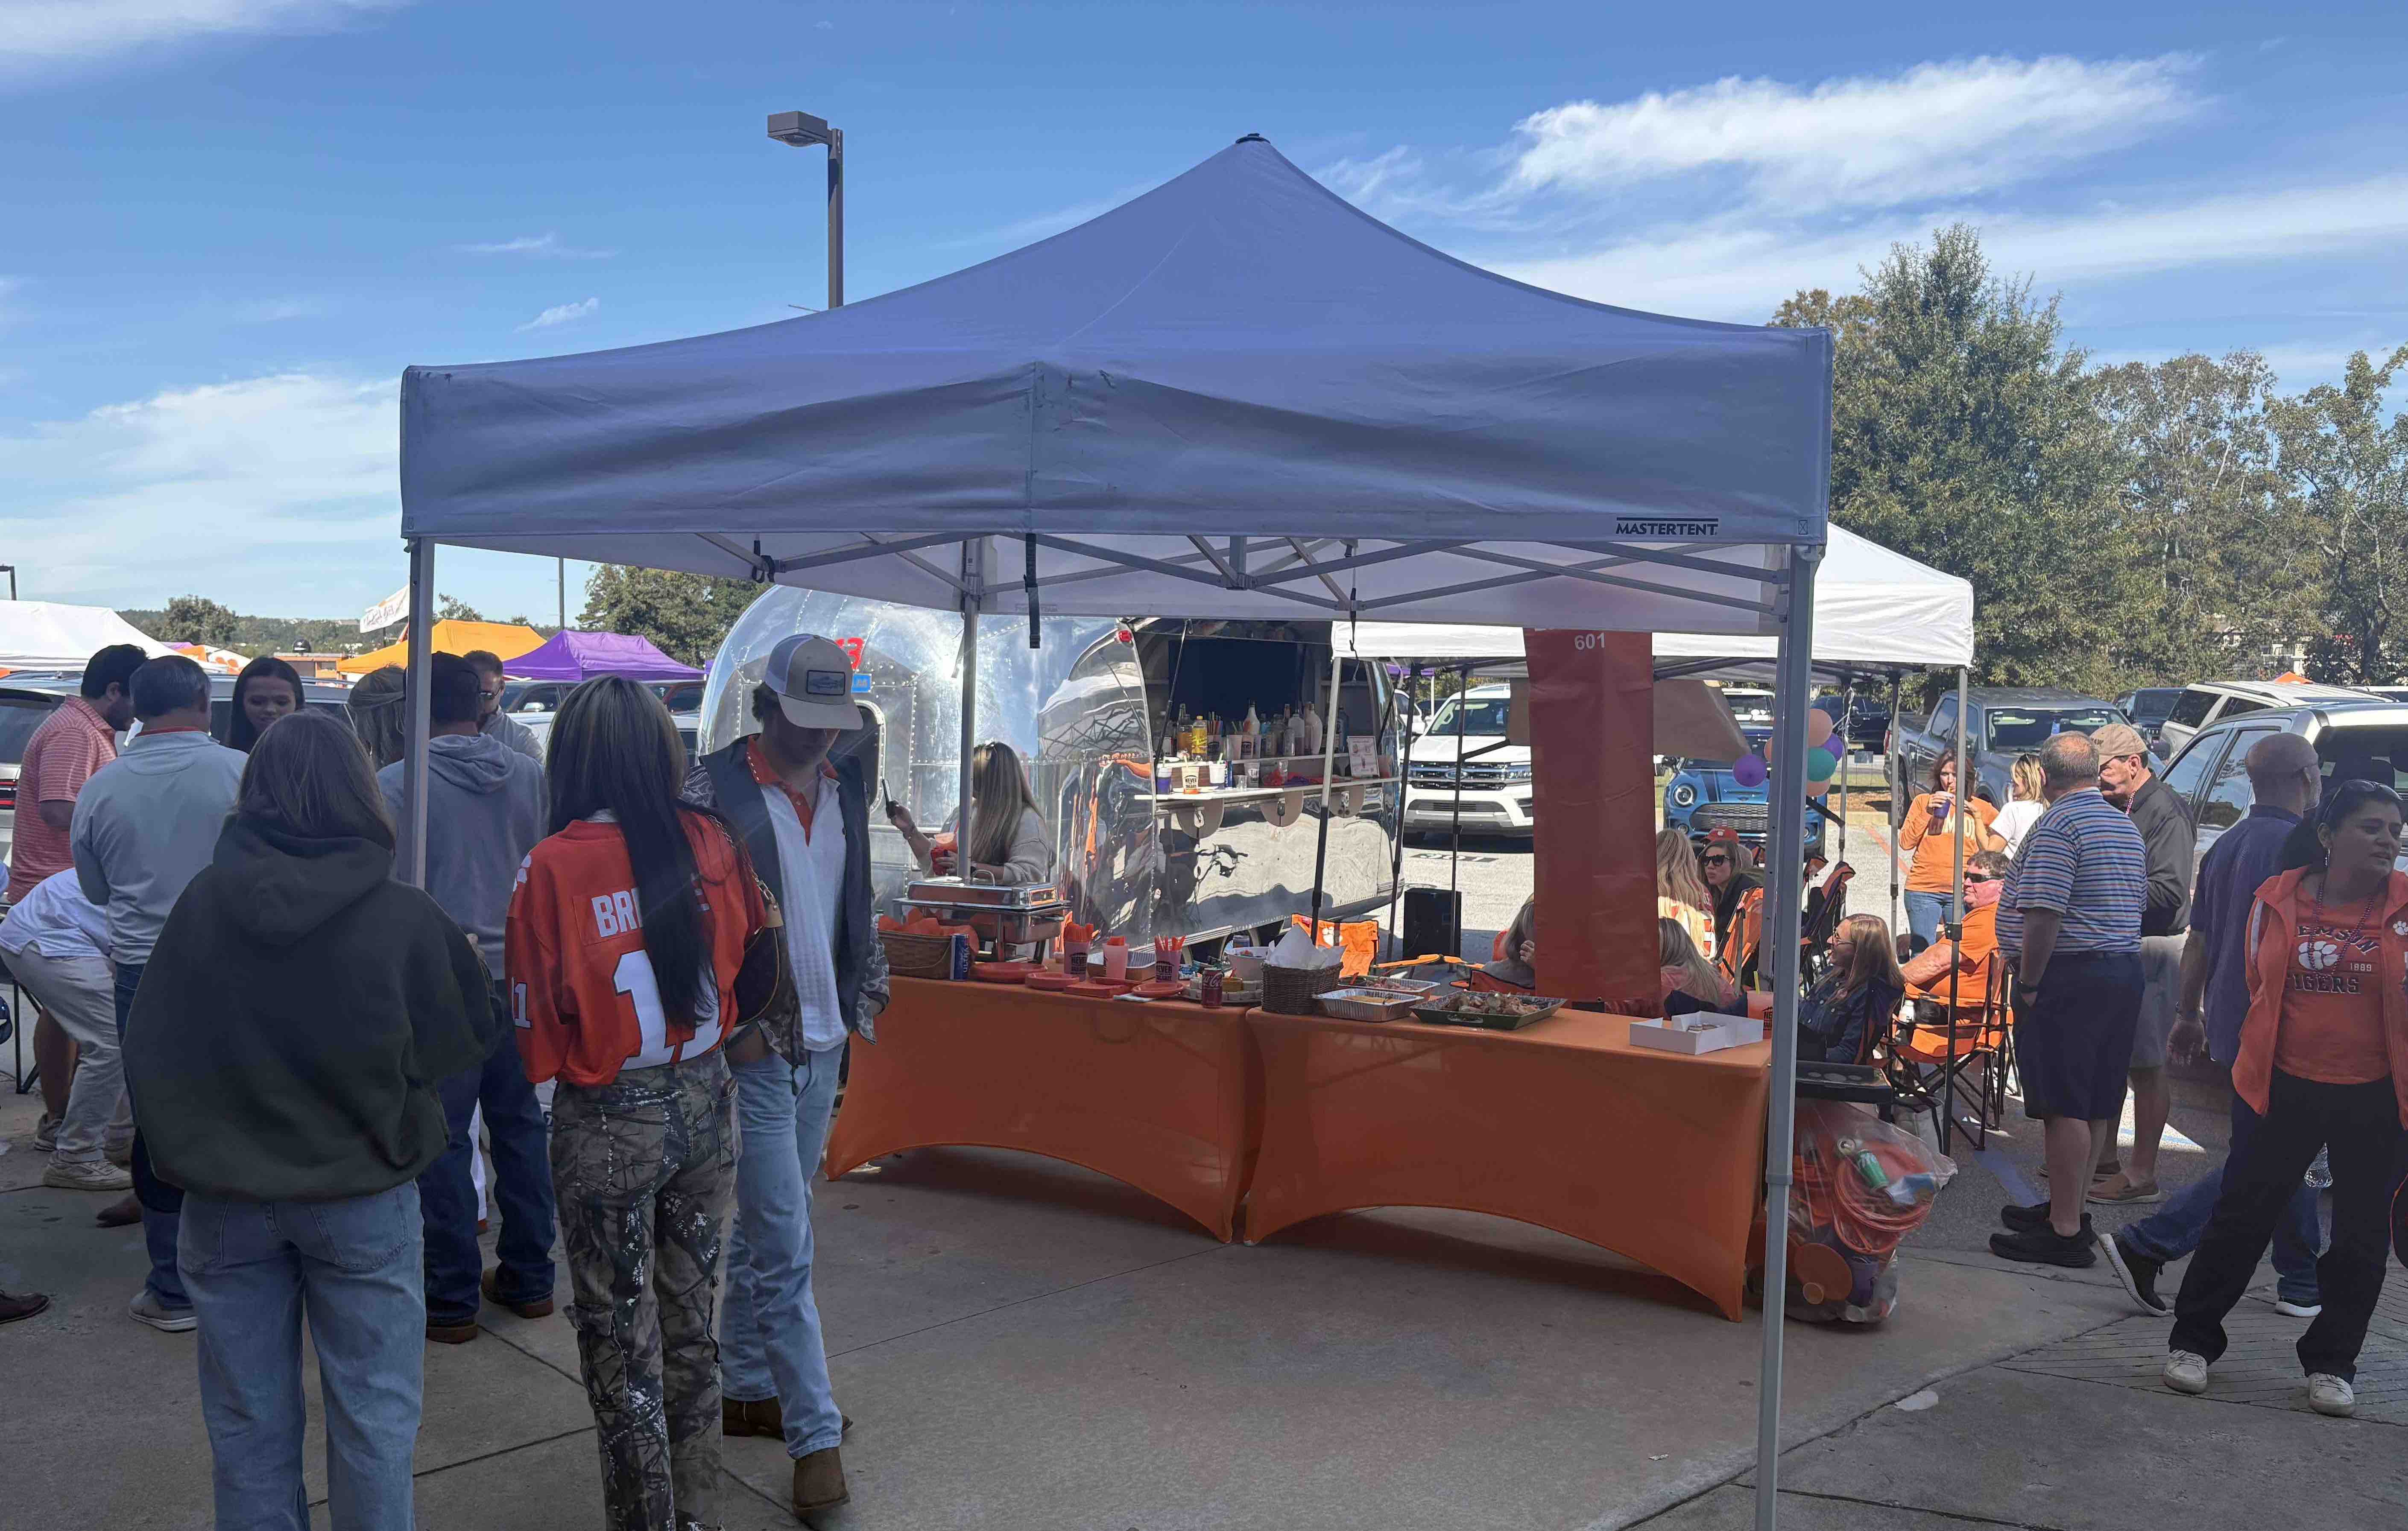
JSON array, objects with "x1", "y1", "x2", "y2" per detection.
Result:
[
  {"x1": 1893, "y1": 955, "x2": 2014, "y2": 1155},
  {"x1": 1798, "y1": 862, "x2": 1855, "y2": 987}
]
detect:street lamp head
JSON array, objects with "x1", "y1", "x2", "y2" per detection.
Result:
[{"x1": 767, "y1": 110, "x2": 834, "y2": 147}]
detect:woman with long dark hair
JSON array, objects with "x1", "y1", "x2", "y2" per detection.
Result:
[
  {"x1": 506, "y1": 676, "x2": 769, "y2": 1530},
  {"x1": 2163, "y1": 780, "x2": 2408, "y2": 1417},
  {"x1": 1899, "y1": 753, "x2": 2005, "y2": 947},
  {"x1": 225, "y1": 655, "x2": 304, "y2": 753},
  {"x1": 123, "y1": 711, "x2": 495, "y2": 1528}
]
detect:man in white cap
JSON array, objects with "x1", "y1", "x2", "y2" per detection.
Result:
[{"x1": 683, "y1": 632, "x2": 885, "y2": 1523}]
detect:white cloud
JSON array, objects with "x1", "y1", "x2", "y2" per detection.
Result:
[
  {"x1": 0, "y1": 0, "x2": 407, "y2": 64},
  {"x1": 518, "y1": 296, "x2": 599, "y2": 331},
  {"x1": 456, "y1": 231, "x2": 617, "y2": 259},
  {"x1": 0, "y1": 372, "x2": 400, "y2": 606},
  {"x1": 1504, "y1": 55, "x2": 2198, "y2": 214},
  {"x1": 1492, "y1": 174, "x2": 2408, "y2": 320}
]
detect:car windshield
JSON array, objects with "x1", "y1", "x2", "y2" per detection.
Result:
[
  {"x1": 1684, "y1": 730, "x2": 1771, "y2": 774},
  {"x1": 1426, "y1": 696, "x2": 1510, "y2": 736},
  {"x1": 2126, "y1": 691, "x2": 2179, "y2": 725},
  {"x1": 1723, "y1": 694, "x2": 1775, "y2": 729},
  {"x1": 2317, "y1": 728, "x2": 2408, "y2": 795},
  {"x1": 1986, "y1": 707, "x2": 2122, "y2": 749},
  {"x1": 0, "y1": 696, "x2": 59, "y2": 765}
]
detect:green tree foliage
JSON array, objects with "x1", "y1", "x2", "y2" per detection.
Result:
[
  {"x1": 1775, "y1": 225, "x2": 2145, "y2": 695},
  {"x1": 2272, "y1": 345, "x2": 2408, "y2": 684},
  {"x1": 437, "y1": 595, "x2": 486, "y2": 622},
  {"x1": 578, "y1": 565, "x2": 760, "y2": 666},
  {"x1": 158, "y1": 594, "x2": 241, "y2": 648}
]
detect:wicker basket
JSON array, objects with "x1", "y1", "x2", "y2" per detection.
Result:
[
  {"x1": 1261, "y1": 963, "x2": 1341, "y2": 1015},
  {"x1": 880, "y1": 930, "x2": 957, "y2": 980}
]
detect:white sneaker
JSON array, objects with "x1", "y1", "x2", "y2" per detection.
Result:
[
  {"x1": 128, "y1": 1290, "x2": 196, "y2": 1333},
  {"x1": 2307, "y1": 1374, "x2": 2355, "y2": 1417},
  {"x1": 42, "y1": 1159, "x2": 133, "y2": 1192},
  {"x1": 2163, "y1": 1350, "x2": 2209, "y2": 1395},
  {"x1": 2274, "y1": 1297, "x2": 2325, "y2": 1318}
]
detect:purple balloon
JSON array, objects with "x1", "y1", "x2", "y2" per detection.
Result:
[{"x1": 1732, "y1": 752, "x2": 1769, "y2": 788}]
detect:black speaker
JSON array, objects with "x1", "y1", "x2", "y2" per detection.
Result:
[{"x1": 1402, "y1": 887, "x2": 1464, "y2": 961}]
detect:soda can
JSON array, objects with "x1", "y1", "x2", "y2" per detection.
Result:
[
  {"x1": 1200, "y1": 967, "x2": 1224, "y2": 1008},
  {"x1": 948, "y1": 931, "x2": 972, "y2": 981}
]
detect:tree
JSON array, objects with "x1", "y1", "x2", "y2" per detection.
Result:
[
  {"x1": 160, "y1": 594, "x2": 240, "y2": 648},
  {"x1": 437, "y1": 595, "x2": 486, "y2": 622},
  {"x1": 2272, "y1": 345, "x2": 2408, "y2": 684},
  {"x1": 579, "y1": 566, "x2": 760, "y2": 666},
  {"x1": 1773, "y1": 225, "x2": 2148, "y2": 694},
  {"x1": 2094, "y1": 351, "x2": 2301, "y2": 681}
]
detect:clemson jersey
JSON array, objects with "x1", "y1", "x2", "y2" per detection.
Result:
[{"x1": 506, "y1": 813, "x2": 767, "y2": 1087}]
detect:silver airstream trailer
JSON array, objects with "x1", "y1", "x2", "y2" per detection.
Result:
[{"x1": 700, "y1": 587, "x2": 1401, "y2": 947}]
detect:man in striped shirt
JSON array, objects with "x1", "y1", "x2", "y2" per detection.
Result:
[{"x1": 1991, "y1": 731, "x2": 2149, "y2": 1268}]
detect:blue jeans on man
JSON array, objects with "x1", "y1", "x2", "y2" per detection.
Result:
[
  {"x1": 2121, "y1": 1087, "x2": 2322, "y2": 1306},
  {"x1": 417, "y1": 982, "x2": 556, "y2": 1326},
  {"x1": 114, "y1": 961, "x2": 188, "y2": 1314},
  {"x1": 720, "y1": 1042, "x2": 847, "y2": 1458},
  {"x1": 178, "y1": 1183, "x2": 426, "y2": 1531}
]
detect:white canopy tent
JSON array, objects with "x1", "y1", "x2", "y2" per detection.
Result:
[
  {"x1": 0, "y1": 602, "x2": 174, "y2": 674},
  {"x1": 397, "y1": 136, "x2": 1833, "y2": 1529}
]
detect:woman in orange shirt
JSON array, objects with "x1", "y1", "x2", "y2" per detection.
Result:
[
  {"x1": 2164, "y1": 780, "x2": 2408, "y2": 1418},
  {"x1": 508, "y1": 677, "x2": 770, "y2": 1530},
  {"x1": 1897, "y1": 754, "x2": 2004, "y2": 948}
]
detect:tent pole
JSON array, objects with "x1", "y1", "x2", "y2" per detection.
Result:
[
  {"x1": 1886, "y1": 671, "x2": 1905, "y2": 945},
  {"x1": 957, "y1": 541, "x2": 982, "y2": 875},
  {"x1": 1385, "y1": 663, "x2": 1417, "y2": 961},
  {"x1": 1836, "y1": 672, "x2": 1853, "y2": 868},
  {"x1": 1754, "y1": 540, "x2": 1822, "y2": 1531},
  {"x1": 1308, "y1": 638, "x2": 1345, "y2": 941},
  {"x1": 400, "y1": 539, "x2": 435, "y2": 889}
]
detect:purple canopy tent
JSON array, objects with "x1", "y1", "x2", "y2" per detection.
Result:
[{"x1": 504, "y1": 630, "x2": 704, "y2": 683}]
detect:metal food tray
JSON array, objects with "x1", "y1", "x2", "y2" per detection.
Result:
[
  {"x1": 903, "y1": 877, "x2": 1059, "y2": 909},
  {"x1": 1316, "y1": 987, "x2": 1422, "y2": 1023},
  {"x1": 1409, "y1": 996, "x2": 1565, "y2": 1031},
  {"x1": 898, "y1": 897, "x2": 1068, "y2": 944}
]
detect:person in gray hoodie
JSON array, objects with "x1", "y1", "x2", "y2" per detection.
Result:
[
  {"x1": 375, "y1": 652, "x2": 556, "y2": 1340},
  {"x1": 71, "y1": 654, "x2": 245, "y2": 1333}
]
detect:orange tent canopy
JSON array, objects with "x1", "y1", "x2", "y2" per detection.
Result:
[{"x1": 337, "y1": 620, "x2": 545, "y2": 675}]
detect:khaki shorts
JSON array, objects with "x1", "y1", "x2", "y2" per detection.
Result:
[{"x1": 2127, "y1": 934, "x2": 2186, "y2": 1070}]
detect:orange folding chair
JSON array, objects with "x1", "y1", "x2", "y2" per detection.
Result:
[{"x1": 1895, "y1": 955, "x2": 2013, "y2": 1154}]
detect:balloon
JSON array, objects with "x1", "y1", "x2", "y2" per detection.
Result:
[
  {"x1": 1806, "y1": 710, "x2": 1836, "y2": 749},
  {"x1": 1806, "y1": 745, "x2": 1840, "y2": 780},
  {"x1": 1732, "y1": 752, "x2": 1769, "y2": 788},
  {"x1": 1808, "y1": 775, "x2": 1835, "y2": 798}
]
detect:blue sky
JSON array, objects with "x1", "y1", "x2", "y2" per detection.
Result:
[{"x1": 3, "y1": 0, "x2": 2404, "y2": 622}]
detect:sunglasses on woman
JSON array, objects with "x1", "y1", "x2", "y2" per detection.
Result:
[{"x1": 1701, "y1": 854, "x2": 1731, "y2": 867}]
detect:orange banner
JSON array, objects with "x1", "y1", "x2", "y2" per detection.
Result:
[{"x1": 1524, "y1": 628, "x2": 1659, "y2": 1011}]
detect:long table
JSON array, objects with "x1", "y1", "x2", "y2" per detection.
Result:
[{"x1": 824, "y1": 977, "x2": 1256, "y2": 1241}]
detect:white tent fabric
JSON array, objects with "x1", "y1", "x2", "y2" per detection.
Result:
[
  {"x1": 401, "y1": 137, "x2": 1830, "y2": 637},
  {"x1": 1346, "y1": 526, "x2": 1969, "y2": 669},
  {"x1": 0, "y1": 602, "x2": 173, "y2": 673}
]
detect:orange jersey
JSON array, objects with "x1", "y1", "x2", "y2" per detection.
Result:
[{"x1": 506, "y1": 812, "x2": 767, "y2": 1087}]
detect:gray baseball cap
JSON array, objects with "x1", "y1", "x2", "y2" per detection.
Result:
[{"x1": 762, "y1": 633, "x2": 865, "y2": 730}]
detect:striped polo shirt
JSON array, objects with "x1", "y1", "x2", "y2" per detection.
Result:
[{"x1": 1997, "y1": 788, "x2": 2147, "y2": 961}]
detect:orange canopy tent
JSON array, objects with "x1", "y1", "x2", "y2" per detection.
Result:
[{"x1": 338, "y1": 620, "x2": 544, "y2": 676}]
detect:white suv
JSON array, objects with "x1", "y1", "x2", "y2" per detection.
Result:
[
  {"x1": 2156, "y1": 680, "x2": 2379, "y2": 756},
  {"x1": 1402, "y1": 685, "x2": 1534, "y2": 838}
]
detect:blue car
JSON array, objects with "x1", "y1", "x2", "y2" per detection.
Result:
[{"x1": 1662, "y1": 732, "x2": 1827, "y2": 855}]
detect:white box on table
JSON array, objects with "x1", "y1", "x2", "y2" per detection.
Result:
[{"x1": 1627, "y1": 1013, "x2": 1767, "y2": 1055}]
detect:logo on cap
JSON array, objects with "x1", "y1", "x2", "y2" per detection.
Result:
[{"x1": 804, "y1": 669, "x2": 848, "y2": 697}]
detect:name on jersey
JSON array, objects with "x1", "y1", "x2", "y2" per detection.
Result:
[{"x1": 591, "y1": 890, "x2": 641, "y2": 939}]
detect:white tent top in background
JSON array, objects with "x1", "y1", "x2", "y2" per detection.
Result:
[
  {"x1": 0, "y1": 602, "x2": 175, "y2": 675},
  {"x1": 400, "y1": 135, "x2": 1831, "y2": 635},
  {"x1": 1345, "y1": 526, "x2": 1970, "y2": 672}
]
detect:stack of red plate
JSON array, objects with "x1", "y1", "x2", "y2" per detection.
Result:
[
  {"x1": 1064, "y1": 979, "x2": 1133, "y2": 998},
  {"x1": 1024, "y1": 970, "x2": 1075, "y2": 991},
  {"x1": 972, "y1": 961, "x2": 1038, "y2": 984},
  {"x1": 1129, "y1": 979, "x2": 1186, "y2": 1000}
]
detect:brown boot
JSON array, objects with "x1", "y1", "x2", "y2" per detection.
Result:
[
  {"x1": 425, "y1": 1318, "x2": 479, "y2": 1344},
  {"x1": 480, "y1": 1267, "x2": 554, "y2": 1319},
  {"x1": 95, "y1": 1194, "x2": 141, "y2": 1228},
  {"x1": 724, "y1": 1396, "x2": 784, "y2": 1437},
  {"x1": 793, "y1": 1447, "x2": 849, "y2": 1519}
]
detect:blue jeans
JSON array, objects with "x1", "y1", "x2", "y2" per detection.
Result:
[
  {"x1": 2124, "y1": 1086, "x2": 2323, "y2": 1305},
  {"x1": 114, "y1": 961, "x2": 187, "y2": 1312},
  {"x1": 1902, "y1": 890, "x2": 1954, "y2": 948},
  {"x1": 720, "y1": 1043, "x2": 846, "y2": 1458},
  {"x1": 417, "y1": 983, "x2": 556, "y2": 1325},
  {"x1": 178, "y1": 1183, "x2": 426, "y2": 1531}
]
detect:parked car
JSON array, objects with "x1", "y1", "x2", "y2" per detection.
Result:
[
  {"x1": 1815, "y1": 691, "x2": 1891, "y2": 754},
  {"x1": 502, "y1": 676, "x2": 702, "y2": 716},
  {"x1": 1663, "y1": 688, "x2": 1826, "y2": 856},
  {"x1": 2114, "y1": 687, "x2": 2183, "y2": 744},
  {"x1": 0, "y1": 677, "x2": 82, "y2": 878},
  {"x1": 1888, "y1": 688, "x2": 2127, "y2": 811},
  {"x1": 1404, "y1": 684, "x2": 1533, "y2": 838},
  {"x1": 2153, "y1": 698, "x2": 2408, "y2": 871},
  {"x1": 2156, "y1": 679, "x2": 2379, "y2": 756}
]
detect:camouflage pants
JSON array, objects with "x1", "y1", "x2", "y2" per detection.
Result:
[{"x1": 552, "y1": 1052, "x2": 737, "y2": 1531}]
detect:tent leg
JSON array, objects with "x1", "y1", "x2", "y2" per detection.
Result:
[
  {"x1": 1836, "y1": 673, "x2": 1853, "y2": 867},
  {"x1": 400, "y1": 540, "x2": 435, "y2": 889},
  {"x1": 1885, "y1": 671, "x2": 1904, "y2": 947},
  {"x1": 1385, "y1": 664, "x2": 1417, "y2": 961},
  {"x1": 1308, "y1": 639, "x2": 1344, "y2": 941},
  {"x1": 957, "y1": 542, "x2": 982, "y2": 874},
  {"x1": 1756, "y1": 541, "x2": 1822, "y2": 1531}
]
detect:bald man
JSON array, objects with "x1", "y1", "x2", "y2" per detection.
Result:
[{"x1": 2102, "y1": 731, "x2": 2326, "y2": 1318}]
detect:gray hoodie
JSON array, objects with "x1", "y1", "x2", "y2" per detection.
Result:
[
  {"x1": 378, "y1": 733, "x2": 546, "y2": 978},
  {"x1": 72, "y1": 730, "x2": 246, "y2": 968}
]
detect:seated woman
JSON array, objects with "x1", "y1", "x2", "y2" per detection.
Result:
[
  {"x1": 1798, "y1": 914, "x2": 1906, "y2": 1064},
  {"x1": 1478, "y1": 897, "x2": 1538, "y2": 990},
  {"x1": 1656, "y1": 827, "x2": 1715, "y2": 958},
  {"x1": 888, "y1": 741, "x2": 1052, "y2": 884},
  {"x1": 1659, "y1": 917, "x2": 1735, "y2": 1017}
]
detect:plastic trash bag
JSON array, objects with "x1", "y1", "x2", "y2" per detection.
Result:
[{"x1": 1780, "y1": 1099, "x2": 1956, "y2": 1326}]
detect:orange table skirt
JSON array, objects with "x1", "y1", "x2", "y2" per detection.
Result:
[
  {"x1": 825, "y1": 977, "x2": 1255, "y2": 1240},
  {"x1": 1242, "y1": 1008, "x2": 1772, "y2": 1319}
]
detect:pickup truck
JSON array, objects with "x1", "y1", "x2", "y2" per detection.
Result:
[{"x1": 1887, "y1": 688, "x2": 2127, "y2": 810}]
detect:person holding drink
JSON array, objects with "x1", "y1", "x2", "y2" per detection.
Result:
[{"x1": 1899, "y1": 754, "x2": 2005, "y2": 947}]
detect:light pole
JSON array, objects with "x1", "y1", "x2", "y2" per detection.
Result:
[{"x1": 766, "y1": 110, "x2": 843, "y2": 310}]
